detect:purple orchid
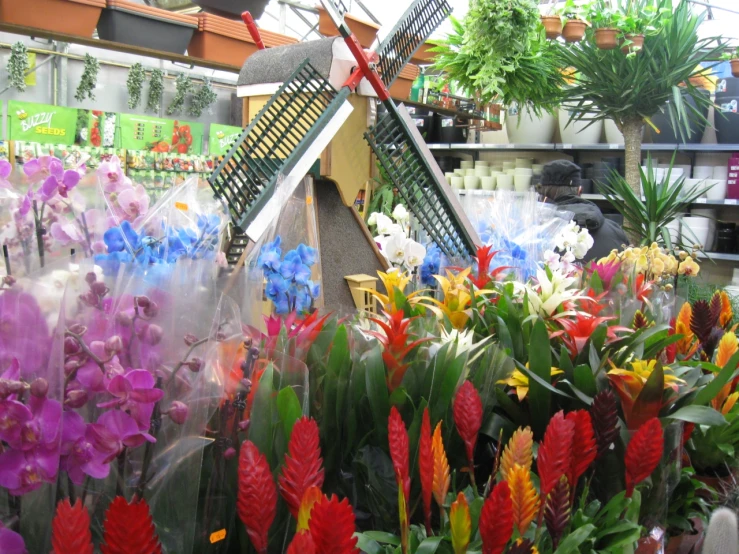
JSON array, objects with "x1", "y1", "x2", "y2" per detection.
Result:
[
  {"x1": 0, "y1": 396, "x2": 62, "y2": 451},
  {"x1": 0, "y1": 160, "x2": 12, "y2": 190},
  {"x1": 38, "y1": 160, "x2": 81, "y2": 202},
  {"x1": 0, "y1": 446, "x2": 59, "y2": 495},
  {"x1": 60, "y1": 410, "x2": 111, "y2": 485},
  {"x1": 92, "y1": 409, "x2": 155, "y2": 455},
  {"x1": 72, "y1": 340, "x2": 124, "y2": 394},
  {"x1": 0, "y1": 523, "x2": 28, "y2": 554},
  {"x1": 17, "y1": 188, "x2": 32, "y2": 218},
  {"x1": 97, "y1": 155, "x2": 127, "y2": 193},
  {"x1": 23, "y1": 156, "x2": 57, "y2": 184},
  {"x1": 50, "y1": 221, "x2": 85, "y2": 246},
  {"x1": 0, "y1": 291, "x2": 50, "y2": 376},
  {"x1": 98, "y1": 369, "x2": 163, "y2": 430}
]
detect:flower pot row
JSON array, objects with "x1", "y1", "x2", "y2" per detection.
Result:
[{"x1": 541, "y1": 15, "x2": 644, "y2": 53}]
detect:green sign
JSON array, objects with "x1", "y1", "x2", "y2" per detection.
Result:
[
  {"x1": 209, "y1": 123, "x2": 242, "y2": 156},
  {"x1": 8, "y1": 101, "x2": 77, "y2": 145},
  {"x1": 117, "y1": 114, "x2": 203, "y2": 154}
]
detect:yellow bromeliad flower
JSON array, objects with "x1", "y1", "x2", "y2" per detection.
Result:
[
  {"x1": 498, "y1": 366, "x2": 564, "y2": 402},
  {"x1": 712, "y1": 333, "x2": 739, "y2": 413},
  {"x1": 608, "y1": 359, "x2": 686, "y2": 391},
  {"x1": 449, "y1": 492, "x2": 471, "y2": 554},
  {"x1": 720, "y1": 291, "x2": 734, "y2": 329},
  {"x1": 420, "y1": 268, "x2": 474, "y2": 330},
  {"x1": 361, "y1": 269, "x2": 425, "y2": 313}
]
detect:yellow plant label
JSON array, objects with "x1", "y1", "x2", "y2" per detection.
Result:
[
  {"x1": 175, "y1": 202, "x2": 189, "y2": 211},
  {"x1": 209, "y1": 529, "x2": 227, "y2": 543}
]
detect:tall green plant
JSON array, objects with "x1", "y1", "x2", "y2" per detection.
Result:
[
  {"x1": 558, "y1": 0, "x2": 724, "y2": 195},
  {"x1": 598, "y1": 155, "x2": 711, "y2": 248}
]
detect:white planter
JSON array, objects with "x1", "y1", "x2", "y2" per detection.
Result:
[
  {"x1": 505, "y1": 104, "x2": 556, "y2": 144},
  {"x1": 665, "y1": 220, "x2": 680, "y2": 244},
  {"x1": 559, "y1": 106, "x2": 603, "y2": 145},
  {"x1": 604, "y1": 119, "x2": 624, "y2": 144}
]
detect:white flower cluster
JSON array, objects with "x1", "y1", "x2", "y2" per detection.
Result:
[
  {"x1": 555, "y1": 220, "x2": 594, "y2": 260},
  {"x1": 368, "y1": 205, "x2": 426, "y2": 270}
]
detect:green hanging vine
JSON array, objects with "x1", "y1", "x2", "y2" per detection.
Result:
[
  {"x1": 7, "y1": 42, "x2": 30, "y2": 92},
  {"x1": 188, "y1": 78, "x2": 218, "y2": 117},
  {"x1": 167, "y1": 73, "x2": 192, "y2": 115},
  {"x1": 75, "y1": 54, "x2": 99, "y2": 102},
  {"x1": 126, "y1": 63, "x2": 146, "y2": 109},
  {"x1": 147, "y1": 69, "x2": 164, "y2": 113}
]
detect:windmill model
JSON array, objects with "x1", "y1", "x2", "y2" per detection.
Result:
[{"x1": 209, "y1": 0, "x2": 480, "y2": 279}]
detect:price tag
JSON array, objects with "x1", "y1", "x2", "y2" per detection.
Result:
[
  {"x1": 725, "y1": 199, "x2": 738, "y2": 205},
  {"x1": 561, "y1": 144, "x2": 573, "y2": 150},
  {"x1": 210, "y1": 530, "x2": 227, "y2": 544},
  {"x1": 505, "y1": 144, "x2": 516, "y2": 148},
  {"x1": 609, "y1": 144, "x2": 620, "y2": 149},
  {"x1": 175, "y1": 202, "x2": 189, "y2": 211},
  {"x1": 696, "y1": 198, "x2": 707, "y2": 204}
]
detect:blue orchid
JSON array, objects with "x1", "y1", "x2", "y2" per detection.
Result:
[
  {"x1": 297, "y1": 243, "x2": 317, "y2": 266},
  {"x1": 420, "y1": 243, "x2": 442, "y2": 286}
]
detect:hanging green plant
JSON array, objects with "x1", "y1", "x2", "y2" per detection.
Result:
[
  {"x1": 7, "y1": 42, "x2": 30, "y2": 92},
  {"x1": 167, "y1": 73, "x2": 192, "y2": 116},
  {"x1": 146, "y1": 69, "x2": 164, "y2": 113},
  {"x1": 75, "y1": 54, "x2": 99, "y2": 102},
  {"x1": 126, "y1": 63, "x2": 146, "y2": 109},
  {"x1": 188, "y1": 78, "x2": 217, "y2": 118}
]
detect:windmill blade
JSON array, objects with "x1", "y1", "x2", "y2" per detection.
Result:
[
  {"x1": 209, "y1": 59, "x2": 353, "y2": 241},
  {"x1": 375, "y1": 0, "x2": 451, "y2": 87},
  {"x1": 365, "y1": 102, "x2": 479, "y2": 258}
]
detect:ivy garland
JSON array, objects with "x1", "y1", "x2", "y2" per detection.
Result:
[
  {"x1": 167, "y1": 73, "x2": 192, "y2": 115},
  {"x1": 7, "y1": 42, "x2": 30, "y2": 92},
  {"x1": 75, "y1": 54, "x2": 99, "y2": 102},
  {"x1": 188, "y1": 78, "x2": 218, "y2": 118},
  {"x1": 126, "y1": 63, "x2": 146, "y2": 109},
  {"x1": 147, "y1": 69, "x2": 164, "y2": 113}
]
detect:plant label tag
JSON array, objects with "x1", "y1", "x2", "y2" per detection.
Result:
[
  {"x1": 175, "y1": 202, "x2": 189, "y2": 211},
  {"x1": 561, "y1": 144, "x2": 572, "y2": 149},
  {"x1": 210, "y1": 530, "x2": 227, "y2": 544},
  {"x1": 609, "y1": 144, "x2": 620, "y2": 149},
  {"x1": 506, "y1": 144, "x2": 515, "y2": 148},
  {"x1": 725, "y1": 199, "x2": 738, "y2": 205}
]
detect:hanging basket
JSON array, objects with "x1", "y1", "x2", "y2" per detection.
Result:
[
  {"x1": 621, "y1": 33, "x2": 645, "y2": 54},
  {"x1": 731, "y1": 59, "x2": 739, "y2": 78},
  {"x1": 594, "y1": 27, "x2": 619, "y2": 50},
  {"x1": 0, "y1": 0, "x2": 104, "y2": 37},
  {"x1": 562, "y1": 19, "x2": 587, "y2": 43},
  {"x1": 541, "y1": 15, "x2": 563, "y2": 40}
]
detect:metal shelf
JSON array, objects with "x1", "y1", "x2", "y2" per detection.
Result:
[
  {"x1": 698, "y1": 252, "x2": 739, "y2": 262},
  {"x1": 581, "y1": 194, "x2": 739, "y2": 207},
  {"x1": 428, "y1": 143, "x2": 739, "y2": 152},
  {"x1": 427, "y1": 143, "x2": 556, "y2": 151}
]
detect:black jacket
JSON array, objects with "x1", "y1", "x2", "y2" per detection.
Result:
[{"x1": 554, "y1": 195, "x2": 628, "y2": 263}]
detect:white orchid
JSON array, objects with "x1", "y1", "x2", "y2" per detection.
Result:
[
  {"x1": 392, "y1": 204, "x2": 410, "y2": 223},
  {"x1": 385, "y1": 233, "x2": 409, "y2": 266},
  {"x1": 404, "y1": 240, "x2": 426, "y2": 268},
  {"x1": 372, "y1": 212, "x2": 395, "y2": 235},
  {"x1": 525, "y1": 267, "x2": 581, "y2": 317},
  {"x1": 554, "y1": 221, "x2": 594, "y2": 261}
]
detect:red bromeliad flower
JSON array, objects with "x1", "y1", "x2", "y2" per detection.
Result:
[
  {"x1": 260, "y1": 311, "x2": 332, "y2": 357},
  {"x1": 279, "y1": 417, "x2": 325, "y2": 520},
  {"x1": 565, "y1": 410, "x2": 597, "y2": 489},
  {"x1": 237, "y1": 441, "x2": 277, "y2": 554},
  {"x1": 588, "y1": 259, "x2": 621, "y2": 290},
  {"x1": 388, "y1": 406, "x2": 410, "y2": 554},
  {"x1": 286, "y1": 531, "x2": 316, "y2": 554},
  {"x1": 479, "y1": 480, "x2": 514, "y2": 554},
  {"x1": 309, "y1": 494, "x2": 359, "y2": 554},
  {"x1": 537, "y1": 411, "x2": 574, "y2": 497},
  {"x1": 552, "y1": 312, "x2": 630, "y2": 359},
  {"x1": 470, "y1": 245, "x2": 509, "y2": 289},
  {"x1": 100, "y1": 496, "x2": 162, "y2": 554},
  {"x1": 634, "y1": 274, "x2": 654, "y2": 303},
  {"x1": 625, "y1": 418, "x2": 664, "y2": 498},
  {"x1": 453, "y1": 381, "x2": 483, "y2": 481},
  {"x1": 368, "y1": 311, "x2": 432, "y2": 392},
  {"x1": 419, "y1": 408, "x2": 434, "y2": 535},
  {"x1": 51, "y1": 498, "x2": 94, "y2": 554}
]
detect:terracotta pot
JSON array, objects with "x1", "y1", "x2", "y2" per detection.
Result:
[
  {"x1": 0, "y1": 0, "x2": 104, "y2": 37},
  {"x1": 562, "y1": 19, "x2": 587, "y2": 43},
  {"x1": 636, "y1": 535, "x2": 663, "y2": 554},
  {"x1": 410, "y1": 41, "x2": 438, "y2": 65},
  {"x1": 317, "y1": 7, "x2": 380, "y2": 48},
  {"x1": 389, "y1": 64, "x2": 420, "y2": 100},
  {"x1": 731, "y1": 59, "x2": 739, "y2": 79},
  {"x1": 541, "y1": 15, "x2": 563, "y2": 40},
  {"x1": 621, "y1": 33, "x2": 645, "y2": 54},
  {"x1": 695, "y1": 469, "x2": 739, "y2": 495},
  {"x1": 594, "y1": 27, "x2": 619, "y2": 50}
]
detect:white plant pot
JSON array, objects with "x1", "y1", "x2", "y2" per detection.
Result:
[
  {"x1": 506, "y1": 105, "x2": 556, "y2": 144},
  {"x1": 604, "y1": 119, "x2": 624, "y2": 144},
  {"x1": 559, "y1": 106, "x2": 603, "y2": 145},
  {"x1": 706, "y1": 179, "x2": 728, "y2": 201},
  {"x1": 665, "y1": 220, "x2": 680, "y2": 244}
]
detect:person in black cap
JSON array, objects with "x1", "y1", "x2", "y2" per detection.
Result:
[{"x1": 537, "y1": 160, "x2": 628, "y2": 263}]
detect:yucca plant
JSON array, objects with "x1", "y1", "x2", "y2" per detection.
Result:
[
  {"x1": 597, "y1": 154, "x2": 711, "y2": 247},
  {"x1": 558, "y1": 0, "x2": 725, "y2": 195}
]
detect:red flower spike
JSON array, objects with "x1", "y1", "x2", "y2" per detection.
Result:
[
  {"x1": 625, "y1": 418, "x2": 664, "y2": 498},
  {"x1": 632, "y1": 310, "x2": 652, "y2": 330},
  {"x1": 51, "y1": 498, "x2": 94, "y2": 554},
  {"x1": 237, "y1": 441, "x2": 277, "y2": 554},
  {"x1": 388, "y1": 406, "x2": 411, "y2": 504},
  {"x1": 566, "y1": 410, "x2": 597, "y2": 488},
  {"x1": 479, "y1": 480, "x2": 514, "y2": 554},
  {"x1": 691, "y1": 299, "x2": 719, "y2": 345},
  {"x1": 471, "y1": 246, "x2": 509, "y2": 289},
  {"x1": 419, "y1": 407, "x2": 434, "y2": 535},
  {"x1": 100, "y1": 496, "x2": 162, "y2": 554},
  {"x1": 544, "y1": 476, "x2": 571, "y2": 550},
  {"x1": 286, "y1": 531, "x2": 316, "y2": 554},
  {"x1": 590, "y1": 389, "x2": 620, "y2": 459},
  {"x1": 309, "y1": 494, "x2": 359, "y2": 554},
  {"x1": 536, "y1": 411, "x2": 574, "y2": 497},
  {"x1": 453, "y1": 381, "x2": 483, "y2": 473},
  {"x1": 279, "y1": 416, "x2": 325, "y2": 519},
  {"x1": 682, "y1": 422, "x2": 695, "y2": 449}
]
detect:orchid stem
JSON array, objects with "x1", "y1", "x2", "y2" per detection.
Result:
[
  {"x1": 32, "y1": 200, "x2": 45, "y2": 268},
  {"x1": 169, "y1": 337, "x2": 210, "y2": 382},
  {"x1": 64, "y1": 329, "x2": 112, "y2": 388},
  {"x1": 135, "y1": 378, "x2": 162, "y2": 499},
  {"x1": 116, "y1": 449, "x2": 126, "y2": 498}
]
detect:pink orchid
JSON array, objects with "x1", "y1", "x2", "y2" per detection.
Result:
[
  {"x1": 97, "y1": 369, "x2": 163, "y2": 431},
  {"x1": 0, "y1": 160, "x2": 12, "y2": 189}
]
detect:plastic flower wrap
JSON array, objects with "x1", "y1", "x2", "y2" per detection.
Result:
[
  {"x1": 49, "y1": 258, "x2": 231, "y2": 552},
  {"x1": 368, "y1": 210, "x2": 426, "y2": 271},
  {"x1": 458, "y1": 190, "x2": 575, "y2": 280}
]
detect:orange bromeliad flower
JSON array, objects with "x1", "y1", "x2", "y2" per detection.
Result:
[
  {"x1": 711, "y1": 333, "x2": 739, "y2": 413},
  {"x1": 450, "y1": 492, "x2": 471, "y2": 554},
  {"x1": 432, "y1": 422, "x2": 451, "y2": 516},
  {"x1": 368, "y1": 311, "x2": 431, "y2": 392},
  {"x1": 500, "y1": 427, "x2": 534, "y2": 479},
  {"x1": 675, "y1": 302, "x2": 695, "y2": 357},
  {"x1": 720, "y1": 291, "x2": 734, "y2": 329},
  {"x1": 507, "y1": 464, "x2": 539, "y2": 538}
]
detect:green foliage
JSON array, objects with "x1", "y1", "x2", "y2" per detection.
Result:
[
  {"x1": 167, "y1": 73, "x2": 193, "y2": 116},
  {"x1": 667, "y1": 468, "x2": 715, "y2": 535},
  {"x1": 688, "y1": 403, "x2": 739, "y2": 475},
  {"x1": 126, "y1": 63, "x2": 146, "y2": 110},
  {"x1": 367, "y1": 162, "x2": 403, "y2": 221},
  {"x1": 598, "y1": 154, "x2": 710, "y2": 248},
  {"x1": 74, "y1": 54, "x2": 99, "y2": 103},
  {"x1": 188, "y1": 78, "x2": 218, "y2": 118},
  {"x1": 7, "y1": 41, "x2": 29, "y2": 93},
  {"x1": 146, "y1": 69, "x2": 164, "y2": 113}
]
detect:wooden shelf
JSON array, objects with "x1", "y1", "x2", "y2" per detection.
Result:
[{"x1": 0, "y1": 22, "x2": 242, "y2": 74}]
